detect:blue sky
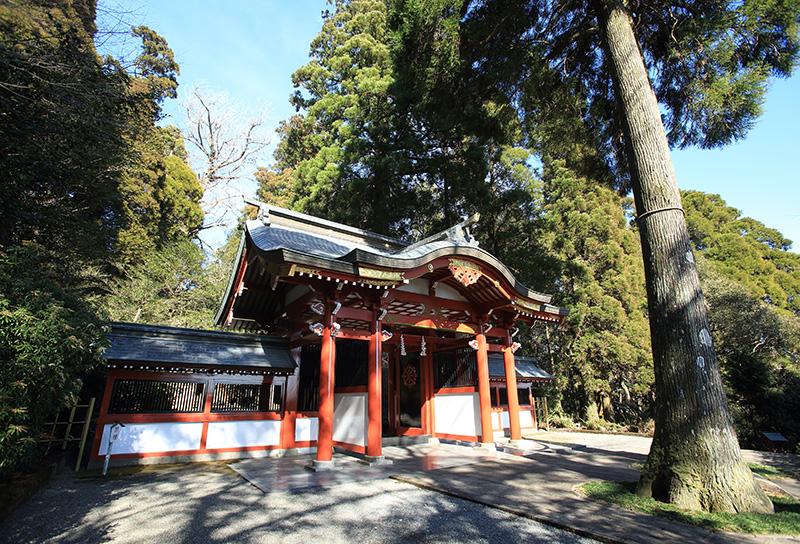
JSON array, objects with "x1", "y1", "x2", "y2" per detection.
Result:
[{"x1": 109, "y1": 0, "x2": 798, "y2": 250}]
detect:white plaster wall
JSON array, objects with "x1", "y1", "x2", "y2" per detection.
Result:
[
  {"x1": 205, "y1": 420, "x2": 281, "y2": 450},
  {"x1": 435, "y1": 282, "x2": 468, "y2": 302},
  {"x1": 500, "y1": 410, "x2": 510, "y2": 428},
  {"x1": 520, "y1": 410, "x2": 535, "y2": 429},
  {"x1": 98, "y1": 422, "x2": 203, "y2": 455},
  {"x1": 333, "y1": 393, "x2": 367, "y2": 446},
  {"x1": 491, "y1": 411, "x2": 501, "y2": 431},
  {"x1": 295, "y1": 417, "x2": 319, "y2": 442},
  {"x1": 396, "y1": 278, "x2": 428, "y2": 295},
  {"x1": 433, "y1": 393, "x2": 481, "y2": 437}
]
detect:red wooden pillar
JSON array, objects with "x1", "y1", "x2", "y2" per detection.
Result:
[
  {"x1": 421, "y1": 333, "x2": 434, "y2": 435},
  {"x1": 366, "y1": 311, "x2": 383, "y2": 459},
  {"x1": 503, "y1": 330, "x2": 523, "y2": 442},
  {"x1": 475, "y1": 327, "x2": 494, "y2": 446},
  {"x1": 314, "y1": 304, "x2": 336, "y2": 468}
]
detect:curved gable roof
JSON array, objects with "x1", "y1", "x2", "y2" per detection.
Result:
[{"x1": 216, "y1": 204, "x2": 566, "y2": 329}]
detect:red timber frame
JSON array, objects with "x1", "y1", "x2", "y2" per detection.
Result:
[
  {"x1": 90, "y1": 368, "x2": 315, "y2": 464},
  {"x1": 216, "y1": 236, "x2": 565, "y2": 464}
]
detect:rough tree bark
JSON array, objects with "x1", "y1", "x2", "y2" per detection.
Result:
[{"x1": 596, "y1": 1, "x2": 772, "y2": 513}]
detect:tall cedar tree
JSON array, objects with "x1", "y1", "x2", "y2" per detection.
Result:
[
  {"x1": 455, "y1": 0, "x2": 799, "y2": 512},
  {"x1": 535, "y1": 161, "x2": 652, "y2": 426},
  {"x1": 0, "y1": 0, "x2": 197, "y2": 473},
  {"x1": 0, "y1": 0, "x2": 129, "y2": 263},
  {"x1": 273, "y1": 0, "x2": 409, "y2": 234}
]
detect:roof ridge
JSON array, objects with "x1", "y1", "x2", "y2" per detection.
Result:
[
  {"x1": 108, "y1": 322, "x2": 284, "y2": 343},
  {"x1": 398, "y1": 213, "x2": 481, "y2": 254},
  {"x1": 250, "y1": 201, "x2": 408, "y2": 248}
]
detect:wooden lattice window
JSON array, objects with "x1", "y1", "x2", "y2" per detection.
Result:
[
  {"x1": 211, "y1": 382, "x2": 282, "y2": 413},
  {"x1": 108, "y1": 379, "x2": 205, "y2": 414},
  {"x1": 434, "y1": 348, "x2": 477, "y2": 388},
  {"x1": 298, "y1": 344, "x2": 321, "y2": 412}
]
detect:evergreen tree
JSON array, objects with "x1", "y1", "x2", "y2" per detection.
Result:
[
  {"x1": 0, "y1": 0, "x2": 131, "y2": 264},
  {"x1": 683, "y1": 190, "x2": 800, "y2": 315},
  {"x1": 271, "y1": 0, "x2": 410, "y2": 234},
  {"x1": 701, "y1": 261, "x2": 800, "y2": 451},
  {"x1": 0, "y1": 0, "x2": 196, "y2": 474},
  {"x1": 116, "y1": 126, "x2": 203, "y2": 268},
  {"x1": 450, "y1": 0, "x2": 799, "y2": 512},
  {"x1": 532, "y1": 161, "x2": 652, "y2": 427},
  {"x1": 105, "y1": 240, "x2": 221, "y2": 329}
]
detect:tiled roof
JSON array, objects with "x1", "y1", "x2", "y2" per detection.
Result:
[
  {"x1": 104, "y1": 322, "x2": 295, "y2": 373},
  {"x1": 488, "y1": 353, "x2": 553, "y2": 381}
]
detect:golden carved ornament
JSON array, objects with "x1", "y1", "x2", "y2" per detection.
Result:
[{"x1": 448, "y1": 259, "x2": 482, "y2": 287}]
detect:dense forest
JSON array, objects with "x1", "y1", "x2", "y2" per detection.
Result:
[{"x1": 1, "y1": 0, "x2": 799, "y2": 491}]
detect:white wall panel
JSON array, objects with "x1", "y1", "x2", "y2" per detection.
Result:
[
  {"x1": 98, "y1": 422, "x2": 203, "y2": 455},
  {"x1": 434, "y1": 393, "x2": 481, "y2": 437},
  {"x1": 333, "y1": 393, "x2": 367, "y2": 446},
  {"x1": 295, "y1": 417, "x2": 319, "y2": 442},
  {"x1": 436, "y1": 283, "x2": 468, "y2": 301},
  {"x1": 500, "y1": 410, "x2": 510, "y2": 428},
  {"x1": 519, "y1": 410, "x2": 535, "y2": 429},
  {"x1": 491, "y1": 411, "x2": 501, "y2": 430},
  {"x1": 205, "y1": 420, "x2": 281, "y2": 450},
  {"x1": 396, "y1": 278, "x2": 428, "y2": 295}
]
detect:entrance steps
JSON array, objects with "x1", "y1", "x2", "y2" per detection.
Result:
[{"x1": 381, "y1": 435, "x2": 432, "y2": 447}]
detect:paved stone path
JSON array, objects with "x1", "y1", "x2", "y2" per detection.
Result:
[
  {"x1": 0, "y1": 456, "x2": 596, "y2": 544},
  {"x1": 229, "y1": 443, "x2": 499, "y2": 493},
  {"x1": 525, "y1": 430, "x2": 800, "y2": 499},
  {"x1": 4, "y1": 435, "x2": 800, "y2": 543}
]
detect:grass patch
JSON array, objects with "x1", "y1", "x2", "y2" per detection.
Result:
[
  {"x1": 748, "y1": 463, "x2": 797, "y2": 480},
  {"x1": 580, "y1": 481, "x2": 800, "y2": 535}
]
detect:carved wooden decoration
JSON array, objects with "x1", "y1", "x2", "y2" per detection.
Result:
[
  {"x1": 309, "y1": 322, "x2": 324, "y2": 336},
  {"x1": 448, "y1": 259, "x2": 482, "y2": 287},
  {"x1": 402, "y1": 364, "x2": 418, "y2": 387}
]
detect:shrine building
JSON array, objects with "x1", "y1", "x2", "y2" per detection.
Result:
[{"x1": 90, "y1": 205, "x2": 565, "y2": 468}]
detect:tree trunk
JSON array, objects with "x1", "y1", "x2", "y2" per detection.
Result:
[{"x1": 596, "y1": 1, "x2": 772, "y2": 513}]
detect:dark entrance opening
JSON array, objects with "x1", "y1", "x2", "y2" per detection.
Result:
[{"x1": 398, "y1": 352, "x2": 423, "y2": 430}]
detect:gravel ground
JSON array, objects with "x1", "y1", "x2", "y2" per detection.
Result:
[{"x1": 0, "y1": 463, "x2": 597, "y2": 544}]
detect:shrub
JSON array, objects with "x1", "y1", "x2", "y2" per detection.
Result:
[{"x1": 0, "y1": 244, "x2": 106, "y2": 476}]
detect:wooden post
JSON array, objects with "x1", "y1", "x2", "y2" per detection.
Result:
[
  {"x1": 475, "y1": 325, "x2": 494, "y2": 446},
  {"x1": 503, "y1": 330, "x2": 522, "y2": 442},
  {"x1": 62, "y1": 404, "x2": 77, "y2": 450},
  {"x1": 75, "y1": 397, "x2": 95, "y2": 471},
  {"x1": 314, "y1": 302, "x2": 337, "y2": 469},
  {"x1": 366, "y1": 310, "x2": 383, "y2": 459}
]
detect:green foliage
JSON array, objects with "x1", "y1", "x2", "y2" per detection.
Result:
[
  {"x1": 255, "y1": 167, "x2": 296, "y2": 209},
  {"x1": 528, "y1": 161, "x2": 652, "y2": 426},
  {"x1": 581, "y1": 481, "x2": 800, "y2": 534},
  {"x1": 0, "y1": 1, "x2": 198, "y2": 476},
  {"x1": 459, "y1": 0, "x2": 800, "y2": 185},
  {"x1": 0, "y1": 244, "x2": 106, "y2": 475},
  {"x1": 105, "y1": 239, "x2": 222, "y2": 329},
  {"x1": 116, "y1": 125, "x2": 203, "y2": 268},
  {"x1": 270, "y1": 0, "x2": 410, "y2": 234},
  {"x1": 684, "y1": 190, "x2": 800, "y2": 314},
  {"x1": 701, "y1": 261, "x2": 800, "y2": 449},
  {"x1": 0, "y1": 0, "x2": 131, "y2": 262}
]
